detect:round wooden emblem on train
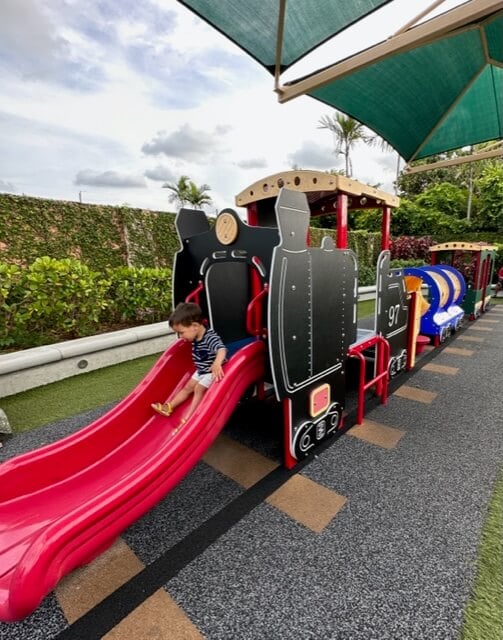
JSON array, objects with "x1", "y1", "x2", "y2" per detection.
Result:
[{"x1": 215, "y1": 212, "x2": 239, "y2": 245}]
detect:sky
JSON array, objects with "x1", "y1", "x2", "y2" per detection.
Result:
[{"x1": 0, "y1": 0, "x2": 466, "y2": 216}]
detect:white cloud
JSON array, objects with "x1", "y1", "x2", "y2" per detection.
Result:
[
  {"x1": 287, "y1": 141, "x2": 338, "y2": 170},
  {"x1": 74, "y1": 170, "x2": 147, "y2": 188},
  {"x1": 144, "y1": 165, "x2": 177, "y2": 182},
  {"x1": 141, "y1": 124, "x2": 228, "y2": 162},
  {"x1": 0, "y1": 0, "x2": 66, "y2": 73},
  {"x1": 235, "y1": 158, "x2": 268, "y2": 170},
  {"x1": 1, "y1": 0, "x2": 447, "y2": 213},
  {"x1": 0, "y1": 179, "x2": 16, "y2": 192},
  {"x1": 0, "y1": 0, "x2": 106, "y2": 90}
]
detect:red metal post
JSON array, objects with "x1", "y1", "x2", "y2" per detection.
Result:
[
  {"x1": 246, "y1": 283, "x2": 268, "y2": 336},
  {"x1": 336, "y1": 193, "x2": 348, "y2": 249},
  {"x1": 247, "y1": 202, "x2": 259, "y2": 226},
  {"x1": 381, "y1": 205, "x2": 391, "y2": 251},
  {"x1": 283, "y1": 399, "x2": 297, "y2": 469}
]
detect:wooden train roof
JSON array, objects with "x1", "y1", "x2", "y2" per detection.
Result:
[
  {"x1": 235, "y1": 170, "x2": 400, "y2": 209},
  {"x1": 429, "y1": 242, "x2": 498, "y2": 253}
]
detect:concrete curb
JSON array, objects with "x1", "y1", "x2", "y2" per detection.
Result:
[{"x1": 0, "y1": 322, "x2": 176, "y2": 398}]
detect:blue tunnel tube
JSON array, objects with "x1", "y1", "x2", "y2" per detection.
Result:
[{"x1": 404, "y1": 265, "x2": 465, "y2": 341}]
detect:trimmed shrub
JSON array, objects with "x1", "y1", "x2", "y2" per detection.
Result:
[
  {"x1": 0, "y1": 258, "x2": 172, "y2": 351},
  {"x1": 103, "y1": 266, "x2": 172, "y2": 324}
]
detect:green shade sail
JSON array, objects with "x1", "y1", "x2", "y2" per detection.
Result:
[
  {"x1": 307, "y1": 11, "x2": 503, "y2": 160},
  {"x1": 179, "y1": 0, "x2": 393, "y2": 71},
  {"x1": 178, "y1": 1, "x2": 503, "y2": 162}
]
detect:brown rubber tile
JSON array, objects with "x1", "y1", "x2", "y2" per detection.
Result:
[
  {"x1": 422, "y1": 363, "x2": 459, "y2": 375},
  {"x1": 393, "y1": 385, "x2": 437, "y2": 404},
  {"x1": 56, "y1": 539, "x2": 204, "y2": 638},
  {"x1": 202, "y1": 433, "x2": 278, "y2": 488},
  {"x1": 267, "y1": 474, "x2": 347, "y2": 533},
  {"x1": 347, "y1": 419, "x2": 405, "y2": 449},
  {"x1": 456, "y1": 335, "x2": 485, "y2": 343},
  {"x1": 103, "y1": 591, "x2": 203, "y2": 640},
  {"x1": 443, "y1": 346, "x2": 474, "y2": 356},
  {"x1": 204, "y1": 434, "x2": 346, "y2": 533},
  {"x1": 55, "y1": 539, "x2": 143, "y2": 623}
]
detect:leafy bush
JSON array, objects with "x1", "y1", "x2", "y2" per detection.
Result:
[
  {"x1": 0, "y1": 258, "x2": 172, "y2": 351},
  {"x1": 0, "y1": 264, "x2": 26, "y2": 348},
  {"x1": 309, "y1": 227, "x2": 381, "y2": 273},
  {"x1": 24, "y1": 257, "x2": 110, "y2": 338},
  {"x1": 493, "y1": 244, "x2": 503, "y2": 280},
  {"x1": 358, "y1": 264, "x2": 377, "y2": 286},
  {"x1": 389, "y1": 259, "x2": 426, "y2": 270},
  {"x1": 390, "y1": 235, "x2": 435, "y2": 261},
  {"x1": 103, "y1": 266, "x2": 172, "y2": 324}
]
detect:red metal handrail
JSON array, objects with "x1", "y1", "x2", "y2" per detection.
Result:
[
  {"x1": 185, "y1": 281, "x2": 204, "y2": 306},
  {"x1": 246, "y1": 283, "x2": 269, "y2": 336},
  {"x1": 348, "y1": 334, "x2": 390, "y2": 425}
]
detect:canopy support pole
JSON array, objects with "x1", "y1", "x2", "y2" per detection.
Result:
[
  {"x1": 404, "y1": 147, "x2": 503, "y2": 174},
  {"x1": 274, "y1": 0, "x2": 287, "y2": 92},
  {"x1": 392, "y1": 0, "x2": 448, "y2": 37}
]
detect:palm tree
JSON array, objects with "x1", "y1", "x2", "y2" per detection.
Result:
[
  {"x1": 185, "y1": 180, "x2": 212, "y2": 208},
  {"x1": 163, "y1": 175, "x2": 212, "y2": 209},
  {"x1": 319, "y1": 112, "x2": 404, "y2": 191},
  {"x1": 318, "y1": 112, "x2": 373, "y2": 177}
]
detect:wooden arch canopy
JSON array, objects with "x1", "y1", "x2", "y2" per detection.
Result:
[{"x1": 235, "y1": 170, "x2": 400, "y2": 210}]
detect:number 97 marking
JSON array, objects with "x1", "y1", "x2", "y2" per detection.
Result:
[{"x1": 388, "y1": 304, "x2": 400, "y2": 327}]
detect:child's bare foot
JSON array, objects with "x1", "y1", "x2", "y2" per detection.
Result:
[{"x1": 151, "y1": 402, "x2": 172, "y2": 416}]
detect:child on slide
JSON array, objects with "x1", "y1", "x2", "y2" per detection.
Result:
[{"x1": 151, "y1": 302, "x2": 227, "y2": 431}]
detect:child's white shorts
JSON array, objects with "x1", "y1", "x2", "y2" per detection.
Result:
[{"x1": 191, "y1": 371, "x2": 214, "y2": 388}]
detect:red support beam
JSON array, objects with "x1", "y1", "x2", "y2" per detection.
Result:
[
  {"x1": 381, "y1": 206, "x2": 391, "y2": 250},
  {"x1": 247, "y1": 202, "x2": 259, "y2": 226},
  {"x1": 336, "y1": 193, "x2": 348, "y2": 249}
]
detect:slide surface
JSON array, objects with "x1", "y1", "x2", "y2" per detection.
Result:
[{"x1": 0, "y1": 338, "x2": 265, "y2": 622}]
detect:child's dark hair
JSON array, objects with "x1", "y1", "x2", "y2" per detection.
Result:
[{"x1": 169, "y1": 302, "x2": 204, "y2": 327}]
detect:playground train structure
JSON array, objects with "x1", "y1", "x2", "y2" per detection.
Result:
[
  {"x1": 0, "y1": 171, "x2": 499, "y2": 624},
  {"x1": 176, "y1": 170, "x2": 498, "y2": 468}
]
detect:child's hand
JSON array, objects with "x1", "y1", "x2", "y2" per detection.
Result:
[{"x1": 211, "y1": 361, "x2": 225, "y2": 381}]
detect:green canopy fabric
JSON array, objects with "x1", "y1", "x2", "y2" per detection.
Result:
[
  {"x1": 179, "y1": 1, "x2": 503, "y2": 162},
  {"x1": 179, "y1": 0, "x2": 393, "y2": 72},
  {"x1": 306, "y1": 10, "x2": 503, "y2": 161}
]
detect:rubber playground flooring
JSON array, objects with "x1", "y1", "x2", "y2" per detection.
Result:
[{"x1": 1, "y1": 306, "x2": 503, "y2": 640}]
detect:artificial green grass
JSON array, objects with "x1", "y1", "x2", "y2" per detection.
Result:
[
  {"x1": 1, "y1": 353, "x2": 160, "y2": 434},
  {"x1": 461, "y1": 468, "x2": 503, "y2": 640},
  {"x1": 358, "y1": 298, "x2": 375, "y2": 317}
]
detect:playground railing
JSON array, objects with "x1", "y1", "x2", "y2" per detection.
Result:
[
  {"x1": 348, "y1": 334, "x2": 390, "y2": 425},
  {"x1": 246, "y1": 283, "x2": 269, "y2": 337}
]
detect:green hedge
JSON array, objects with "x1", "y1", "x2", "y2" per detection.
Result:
[
  {"x1": 4, "y1": 194, "x2": 498, "y2": 350},
  {"x1": 0, "y1": 193, "x2": 179, "y2": 270},
  {"x1": 309, "y1": 227, "x2": 381, "y2": 285},
  {"x1": 0, "y1": 258, "x2": 172, "y2": 351}
]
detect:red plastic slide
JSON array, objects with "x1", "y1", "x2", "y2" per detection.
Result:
[{"x1": 0, "y1": 339, "x2": 266, "y2": 622}]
